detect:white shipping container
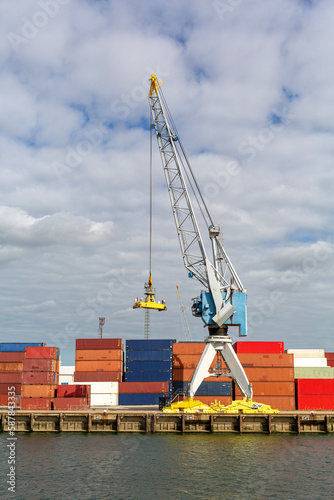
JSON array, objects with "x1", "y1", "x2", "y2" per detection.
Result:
[
  {"x1": 59, "y1": 365, "x2": 75, "y2": 375},
  {"x1": 90, "y1": 393, "x2": 118, "y2": 406},
  {"x1": 59, "y1": 374, "x2": 75, "y2": 384},
  {"x1": 286, "y1": 349, "x2": 325, "y2": 358},
  {"x1": 293, "y1": 357, "x2": 327, "y2": 367},
  {"x1": 81, "y1": 382, "x2": 118, "y2": 394}
]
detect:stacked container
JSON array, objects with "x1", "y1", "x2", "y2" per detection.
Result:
[
  {"x1": 295, "y1": 379, "x2": 334, "y2": 410},
  {"x1": 21, "y1": 346, "x2": 60, "y2": 410},
  {"x1": 233, "y1": 342, "x2": 296, "y2": 410},
  {"x1": 81, "y1": 382, "x2": 118, "y2": 407},
  {"x1": 120, "y1": 339, "x2": 175, "y2": 405},
  {"x1": 287, "y1": 349, "x2": 328, "y2": 368},
  {"x1": 59, "y1": 365, "x2": 75, "y2": 385},
  {"x1": 54, "y1": 384, "x2": 90, "y2": 410},
  {"x1": 172, "y1": 342, "x2": 233, "y2": 406},
  {"x1": 0, "y1": 343, "x2": 46, "y2": 407},
  {"x1": 74, "y1": 338, "x2": 123, "y2": 382},
  {"x1": 325, "y1": 352, "x2": 334, "y2": 368}
]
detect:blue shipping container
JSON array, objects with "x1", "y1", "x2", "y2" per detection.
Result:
[
  {"x1": 126, "y1": 339, "x2": 176, "y2": 351},
  {"x1": 173, "y1": 381, "x2": 232, "y2": 397},
  {"x1": 126, "y1": 350, "x2": 173, "y2": 362},
  {"x1": 0, "y1": 343, "x2": 45, "y2": 352},
  {"x1": 125, "y1": 371, "x2": 172, "y2": 382},
  {"x1": 126, "y1": 360, "x2": 172, "y2": 372},
  {"x1": 119, "y1": 393, "x2": 168, "y2": 406}
]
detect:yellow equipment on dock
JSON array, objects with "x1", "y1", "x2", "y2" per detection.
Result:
[{"x1": 163, "y1": 397, "x2": 279, "y2": 414}]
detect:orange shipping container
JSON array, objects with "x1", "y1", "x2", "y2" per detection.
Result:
[
  {"x1": 238, "y1": 353, "x2": 293, "y2": 368},
  {"x1": 75, "y1": 360, "x2": 123, "y2": 372},
  {"x1": 242, "y1": 367, "x2": 294, "y2": 382},
  {"x1": 75, "y1": 349, "x2": 123, "y2": 361},
  {"x1": 173, "y1": 368, "x2": 232, "y2": 383},
  {"x1": 21, "y1": 384, "x2": 57, "y2": 398},
  {"x1": 55, "y1": 360, "x2": 60, "y2": 373},
  {"x1": 173, "y1": 353, "x2": 227, "y2": 370},
  {"x1": 173, "y1": 342, "x2": 206, "y2": 355},
  {"x1": 0, "y1": 394, "x2": 20, "y2": 406},
  {"x1": 235, "y1": 394, "x2": 296, "y2": 411},
  {"x1": 234, "y1": 381, "x2": 295, "y2": 397},
  {"x1": 0, "y1": 362, "x2": 23, "y2": 372}
]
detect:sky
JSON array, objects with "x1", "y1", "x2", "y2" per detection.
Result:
[{"x1": 0, "y1": 0, "x2": 333, "y2": 363}]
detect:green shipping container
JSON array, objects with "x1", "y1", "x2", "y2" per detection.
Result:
[{"x1": 294, "y1": 367, "x2": 334, "y2": 379}]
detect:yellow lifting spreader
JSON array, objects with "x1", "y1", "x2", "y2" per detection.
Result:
[
  {"x1": 163, "y1": 397, "x2": 279, "y2": 414},
  {"x1": 133, "y1": 275, "x2": 167, "y2": 311}
]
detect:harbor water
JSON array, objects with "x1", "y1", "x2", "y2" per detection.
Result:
[{"x1": 1, "y1": 432, "x2": 333, "y2": 499}]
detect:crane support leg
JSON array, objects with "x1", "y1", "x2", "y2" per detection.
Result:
[{"x1": 188, "y1": 336, "x2": 253, "y2": 399}]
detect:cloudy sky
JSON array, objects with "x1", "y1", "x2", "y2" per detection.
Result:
[{"x1": 1, "y1": 0, "x2": 333, "y2": 363}]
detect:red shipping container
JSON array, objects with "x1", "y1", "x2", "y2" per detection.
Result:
[
  {"x1": 75, "y1": 349, "x2": 123, "y2": 361},
  {"x1": 173, "y1": 354, "x2": 227, "y2": 370},
  {"x1": 119, "y1": 381, "x2": 171, "y2": 394},
  {"x1": 0, "y1": 372, "x2": 22, "y2": 384},
  {"x1": 325, "y1": 352, "x2": 334, "y2": 361},
  {"x1": 75, "y1": 360, "x2": 123, "y2": 372},
  {"x1": 177, "y1": 395, "x2": 233, "y2": 406},
  {"x1": 74, "y1": 371, "x2": 122, "y2": 382},
  {"x1": 0, "y1": 352, "x2": 25, "y2": 362},
  {"x1": 173, "y1": 343, "x2": 206, "y2": 356},
  {"x1": 23, "y1": 359, "x2": 57, "y2": 372},
  {"x1": 237, "y1": 353, "x2": 293, "y2": 368},
  {"x1": 0, "y1": 383, "x2": 21, "y2": 394},
  {"x1": 235, "y1": 381, "x2": 295, "y2": 397},
  {"x1": 21, "y1": 385, "x2": 57, "y2": 398},
  {"x1": 173, "y1": 368, "x2": 232, "y2": 383},
  {"x1": 296, "y1": 378, "x2": 334, "y2": 395},
  {"x1": 0, "y1": 362, "x2": 23, "y2": 372},
  {"x1": 56, "y1": 385, "x2": 90, "y2": 398},
  {"x1": 22, "y1": 371, "x2": 56, "y2": 385},
  {"x1": 233, "y1": 341, "x2": 284, "y2": 354},
  {"x1": 21, "y1": 397, "x2": 52, "y2": 410},
  {"x1": 235, "y1": 395, "x2": 296, "y2": 410},
  {"x1": 242, "y1": 367, "x2": 294, "y2": 382},
  {"x1": 76, "y1": 338, "x2": 123, "y2": 350},
  {"x1": 327, "y1": 361, "x2": 334, "y2": 368},
  {"x1": 53, "y1": 397, "x2": 90, "y2": 410},
  {"x1": 297, "y1": 394, "x2": 334, "y2": 411},
  {"x1": 25, "y1": 346, "x2": 59, "y2": 359},
  {"x1": 0, "y1": 394, "x2": 20, "y2": 406}
]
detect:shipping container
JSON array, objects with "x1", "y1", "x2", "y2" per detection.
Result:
[
  {"x1": 0, "y1": 394, "x2": 20, "y2": 406},
  {"x1": 21, "y1": 385, "x2": 57, "y2": 398},
  {"x1": 286, "y1": 349, "x2": 325, "y2": 358},
  {"x1": 176, "y1": 395, "x2": 233, "y2": 406},
  {"x1": 242, "y1": 367, "x2": 294, "y2": 382},
  {"x1": 124, "y1": 371, "x2": 172, "y2": 382},
  {"x1": 118, "y1": 393, "x2": 168, "y2": 405},
  {"x1": 0, "y1": 352, "x2": 25, "y2": 362},
  {"x1": 234, "y1": 381, "x2": 295, "y2": 397},
  {"x1": 90, "y1": 393, "x2": 118, "y2": 406},
  {"x1": 0, "y1": 372, "x2": 22, "y2": 384},
  {"x1": 56, "y1": 385, "x2": 90, "y2": 398},
  {"x1": 296, "y1": 378, "x2": 334, "y2": 395},
  {"x1": 53, "y1": 397, "x2": 90, "y2": 410},
  {"x1": 75, "y1": 349, "x2": 123, "y2": 361},
  {"x1": 172, "y1": 353, "x2": 227, "y2": 370},
  {"x1": 59, "y1": 365, "x2": 75, "y2": 375},
  {"x1": 119, "y1": 381, "x2": 172, "y2": 394},
  {"x1": 59, "y1": 374, "x2": 75, "y2": 385},
  {"x1": 80, "y1": 382, "x2": 119, "y2": 394},
  {"x1": 325, "y1": 352, "x2": 334, "y2": 361},
  {"x1": 74, "y1": 371, "x2": 122, "y2": 382},
  {"x1": 173, "y1": 381, "x2": 232, "y2": 397},
  {"x1": 173, "y1": 368, "x2": 232, "y2": 383},
  {"x1": 0, "y1": 362, "x2": 23, "y2": 372},
  {"x1": 0, "y1": 383, "x2": 21, "y2": 395},
  {"x1": 126, "y1": 350, "x2": 173, "y2": 362},
  {"x1": 235, "y1": 395, "x2": 296, "y2": 410},
  {"x1": 327, "y1": 361, "x2": 334, "y2": 368},
  {"x1": 126, "y1": 339, "x2": 176, "y2": 351},
  {"x1": 76, "y1": 338, "x2": 123, "y2": 350},
  {"x1": 233, "y1": 341, "x2": 284, "y2": 354},
  {"x1": 293, "y1": 358, "x2": 327, "y2": 368},
  {"x1": 126, "y1": 360, "x2": 172, "y2": 372},
  {"x1": 23, "y1": 358, "x2": 57, "y2": 372},
  {"x1": 21, "y1": 397, "x2": 51, "y2": 410},
  {"x1": 297, "y1": 394, "x2": 334, "y2": 411},
  {"x1": 22, "y1": 371, "x2": 57, "y2": 385},
  {"x1": 75, "y1": 360, "x2": 123, "y2": 372},
  {"x1": 294, "y1": 367, "x2": 334, "y2": 379},
  {"x1": 0, "y1": 343, "x2": 45, "y2": 352},
  {"x1": 237, "y1": 353, "x2": 293, "y2": 368},
  {"x1": 25, "y1": 346, "x2": 59, "y2": 360},
  {"x1": 172, "y1": 342, "x2": 206, "y2": 356}
]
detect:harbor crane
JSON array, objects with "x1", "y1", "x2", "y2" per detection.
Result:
[{"x1": 148, "y1": 75, "x2": 253, "y2": 402}]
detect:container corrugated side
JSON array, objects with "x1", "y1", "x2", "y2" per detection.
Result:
[
  {"x1": 75, "y1": 338, "x2": 123, "y2": 350},
  {"x1": 126, "y1": 339, "x2": 176, "y2": 351},
  {"x1": 74, "y1": 371, "x2": 122, "y2": 382},
  {"x1": 233, "y1": 341, "x2": 284, "y2": 354},
  {"x1": 0, "y1": 383, "x2": 21, "y2": 395},
  {"x1": 172, "y1": 342, "x2": 206, "y2": 355},
  {"x1": 59, "y1": 365, "x2": 75, "y2": 375},
  {"x1": 79, "y1": 382, "x2": 118, "y2": 394},
  {"x1": 0, "y1": 373, "x2": 22, "y2": 384},
  {"x1": 23, "y1": 358, "x2": 57, "y2": 372},
  {"x1": 0, "y1": 352, "x2": 26, "y2": 362},
  {"x1": 0, "y1": 394, "x2": 21, "y2": 406},
  {"x1": 21, "y1": 397, "x2": 52, "y2": 410},
  {"x1": 234, "y1": 381, "x2": 295, "y2": 397},
  {"x1": 118, "y1": 393, "x2": 168, "y2": 405},
  {"x1": 297, "y1": 394, "x2": 334, "y2": 410},
  {"x1": 52, "y1": 397, "x2": 90, "y2": 410},
  {"x1": 90, "y1": 393, "x2": 118, "y2": 406},
  {"x1": 119, "y1": 381, "x2": 172, "y2": 394},
  {"x1": 21, "y1": 384, "x2": 57, "y2": 398},
  {"x1": 56, "y1": 384, "x2": 91, "y2": 398},
  {"x1": 242, "y1": 367, "x2": 294, "y2": 382},
  {"x1": 173, "y1": 381, "x2": 232, "y2": 396},
  {"x1": 126, "y1": 350, "x2": 173, "y2": 362},
  {"x1": 293, "y1": 358, "x2": 327, "y2": 368},
  {"x1": 173, "y1": 354, "x2": 227, "y2": 370},
  {"x1": 126, "y1": 360, "x2": 172, "y2": 372},
  {"x1": 75, "y1": 349, "x2": 123, "y2": 361},
  {"x1": 59, "y1": 374, "x2": 75, "y2": 385},
  {"x1": 25, "y1": 346, "x2": 59, "y2": 359},
  {"x1": 0, "y1": 343, "x2": 45, "y2": 352},
  {"x1": 325, "y1": 352, "x2": 334, "y2": 361},
  {"x1": 286, "y1": 349, "x2": 325, "y2": 358},
  {"x1": 22, "y1": 371, "x2": 57, "y2": 385},
  {"x1": 124, "y1": 371, "x2": 172, "y2": 382},
  {"x1": 0, "y1": 362, "x2": 23, "y2": 372},
  {"x1": 236, "y1": 353, "x2": 293, "y2": 367},
  {"x1": 172, "y1": 368, "x2": 232, "y2": 383},
  {"x1": 75, "y1": 360, "x2": 123, "y2": 372},
  {"x1": 294, "y1": 367, "x2": 334, "y2": 379},
  {"x1": 235, "y1": 395, "x2": 296, "y2": 410},
  {"x1": 296, "y1": 378, "x2": 334, "y2": 394}
]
